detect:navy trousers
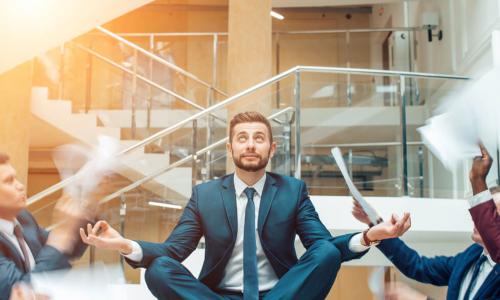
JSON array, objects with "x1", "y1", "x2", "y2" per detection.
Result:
[{"x1": 144, "y1": 240, "x2": 342, "y2": 300}]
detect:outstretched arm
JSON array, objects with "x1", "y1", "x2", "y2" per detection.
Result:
[
  {"x1": 469, "y1": 144, "x2": 500, "y2": 263},
  {"x1": 81, "y1": 187, "x2": 203, "y2": 268}
]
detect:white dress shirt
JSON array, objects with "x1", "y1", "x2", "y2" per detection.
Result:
[
  {"x1": 125, "y1": 173, "x2": 369, "y2": 291},
  {"x1": 0, "y1": 218, "x2": 35, "y2": 270},
  {"x1": 457, "y1": 252, "x2": 496, "y2": 300},
  {"x1": 218, "y1": 173, "x2": 278, "y2": 291},
  {"x1": 468, "y1": 189, "x2": 493, "y2": 208}
]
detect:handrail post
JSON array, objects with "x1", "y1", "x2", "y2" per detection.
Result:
[
  {"x1": 293, "y1": 70, "x2": 301, "y2": 179},
  {"x1": 58, "y1": 43, "x2": 65, "y2": 100},
  {"x1": 84, "y1": 44, "x2": 93, "y2": 114},
  {"x1": 119, "y1": 193, "x2": 127, "y2": 271},
  {"x1": 146, "y1": 34, "x2": 154, "y2": 134},
  {"x1": 192, "y1": 119, "x2": 198, "y2": 188},
  {"x1": 283, "y1": 112, "x2": 293, "y2": 176},
  {"x1": 400, "y1": 75, "x2": 409, "y2": 196},
  {"x1": 131, "y1": 49, "x2": 138, "y2": 139}
]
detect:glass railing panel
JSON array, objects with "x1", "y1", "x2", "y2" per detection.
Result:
[
  {"x1": 273, "y1": 30, "x2": 414, "y2": 73},
  {"x1": 298, "y1": 72, "x2": 406, "y2": 196},
  {"x1": 402, "y1": 76, "x2": 467, "y2": 199}
]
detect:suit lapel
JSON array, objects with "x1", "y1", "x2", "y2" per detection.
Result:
[
  {"x1": 258, "y1": 174, "x2": 278, "y2": 235},
  {"x1": 221, "y1": 174, "x2": 238, "y2": 240},
  {"x1": 0, "y1": 231, "x2": 26, "y2": 271},
  {"x1": 472, "y1": 263, "x2": 499, "y2": 299}
]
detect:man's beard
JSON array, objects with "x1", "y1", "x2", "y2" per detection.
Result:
[{"x1": 233, "y1": 152, "x2": 270, "y2": 172}]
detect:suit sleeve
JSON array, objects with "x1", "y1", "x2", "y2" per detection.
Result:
[
  {"x1": 24, "y1": 211, "x2": 88, "y2": 260},
  {"x1": 377, "y1": 238, "x2": 456, "y2": 286},
  {"x1": 0, "y1": 212, "x2": 75, "y2": 300},
  {"x1": 295, "y1": 181, "x2": 367, "y2": 262},
  {"x1": 469, "y1": 199, "x2": 500, "y2": 263},
  {"x1": 126, "y1": 187, "x2": 203, "y2": 268}
]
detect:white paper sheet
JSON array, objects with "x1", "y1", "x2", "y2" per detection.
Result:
[
  {"x1": 31, "y1": 264, "x2": 125, "y2": 300},
  {"x1": 52, "y1": 135, "x2": 120, "y2": 201},
  {"x1": 417, "y1": 32, "x2": 500, "y2": 171},
  {"x1": 368, "y1": 266, "x2": 386, "y2": 300},
  {"x1": 331, "y1": 147, "x2": 382, "y2": 225}
]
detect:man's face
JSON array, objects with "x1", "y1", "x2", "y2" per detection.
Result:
[
  {"x1": 0, "y1": 164, "x2": 26, "y2": 215},
  {"x1": 227, "y1": 122, "x2": 276, "y2": 172}
]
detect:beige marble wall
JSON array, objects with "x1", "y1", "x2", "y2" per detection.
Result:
[
  {"x1": 0, "y1": 61, "x2": 33, "y2": 185},
  {"x1": 227, "y1": 0, "x2": 273, "y2": 116}
]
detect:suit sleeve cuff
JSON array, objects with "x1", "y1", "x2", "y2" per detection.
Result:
[
  {"x1": 121, "y1": 240, "x2": 143, "y2": 262},
  {"x1": 469, "y1": 190, "x2": 492, "y2": 207},
  {"x1": 348, "y1": 233, "x2": 371, "y2": 252}
]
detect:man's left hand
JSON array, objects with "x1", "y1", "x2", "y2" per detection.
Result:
[{"x1": 362, "y1": 212, "x2": 411, "y2": 244}]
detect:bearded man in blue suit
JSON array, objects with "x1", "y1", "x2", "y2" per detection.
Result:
[{"x1": 81, "y1": 111, "x2": 410, "y2": 300}]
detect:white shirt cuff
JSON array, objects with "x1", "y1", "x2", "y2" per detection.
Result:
[
  {"x1": 348, "y1": 233, "x2": 371, "y2": 252},
  {"x1": 469, "y1": 190, "x2": 492, "y2": 208},
  {"x1": 122, "y1": 240, "x2": 143, "y2": 262}
]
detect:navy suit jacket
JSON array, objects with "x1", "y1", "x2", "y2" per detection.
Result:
[
  {"x1": 378, "y1": 238, "x2": 499, "y2": 300},
  {"x1": 0, "y1": 210, "x2": 87, "y2": 300},
  {"x1": 469, "y1": 199, "x2": 500, "y2": 263},
  {"x1": 128, "y1": 172, "x2": 366, "y2": 289}
]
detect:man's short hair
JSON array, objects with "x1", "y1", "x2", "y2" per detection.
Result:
[
  {"x1": 0, "y1": 152, "x2": 9, "y2": 165},
  {"x1": 229, "y1": 111, "x2": 273, "y2": 143}
]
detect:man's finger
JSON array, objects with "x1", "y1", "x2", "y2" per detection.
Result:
[
  {"x1": 79, "y1": 228, "x2": 90, "y2": 243},
  {"x1": 479, "y1": 143, "x2": 489, "y2": 158}
]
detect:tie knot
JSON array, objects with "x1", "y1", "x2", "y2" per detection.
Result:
[
  {"x1": 477, "y1": 254, "x2": 487, "y2": 265},
  {"x1": 13, "y1": 224, "x2": 23, "y2": 239},
  {"x1": 243, "y1": 187, "x2": 256, "y2": 201}
]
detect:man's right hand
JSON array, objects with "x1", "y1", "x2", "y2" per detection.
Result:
[
  {"x1": 79, "y1": 220, "x2": 133, "y2": 255},
  {"x1": 470, "y1": 144, "x2": 492, "y2": 195}
]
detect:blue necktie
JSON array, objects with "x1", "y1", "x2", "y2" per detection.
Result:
[
  {"x1": 243, "y1": 187, "x2": 258, "y2": 300},
  {"x1": 463, "y1": 255, "x2": 487, "y2": 300}
]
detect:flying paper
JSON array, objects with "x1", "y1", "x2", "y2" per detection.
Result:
[
  {"x1": 52, "y1": 135, "x2": 120, "y2": 201},
  {"x1": 331, "y1": 147, "x2": 383, "y2": 225},
  {"x1": 418, "y1": 32, "x2": 500, "y2": 170}
]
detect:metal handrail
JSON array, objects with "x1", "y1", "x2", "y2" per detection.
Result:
[
  {"x1": 298, "y1": 66, "x2": 469, "y2": 80},
  {"x1": 75, "y1": 43, "x2": 205, "y2": 111},
  {"x1": 96, "y1": 26, "x2": 227, "y2": 98},
  {"x1": 304, "y1": 141, "x2": 424, "y2": 148},
  {"x1": 115, "y1": 27, "x2": 422, "y2": 37},
  {"x1": 27, "y1": 66, "x2": 469, "y2": 205}
]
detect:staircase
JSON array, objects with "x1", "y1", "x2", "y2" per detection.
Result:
[{"x1": 30, "y1": 86, "x2": 192, "y2": 201}]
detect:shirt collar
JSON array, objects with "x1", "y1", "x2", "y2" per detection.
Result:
[
  {"x1": 483, "y1": 251, "x2": 496, "y2": 266},
  {"x1": 234, "y1": 172, "x2": 266, "y2": 198},
  {"x1": 0, "y1": 218, "x2": 16, "y2": 235}
]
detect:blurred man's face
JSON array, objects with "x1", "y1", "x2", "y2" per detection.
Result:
[
  {"x1": 0, "y1": 163, "x2": 27, "y2": 217},
  {"x1": 227, "y1": 122, "x2": 276, "y2": 172}
]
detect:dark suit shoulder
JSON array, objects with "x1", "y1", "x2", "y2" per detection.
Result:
[{"x1": 16, "y1": 210, "x2": 38, "y2": 227}]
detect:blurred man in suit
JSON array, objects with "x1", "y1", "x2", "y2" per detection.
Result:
[
  {"x1": 468, "y1": 144, "x2": 500, "y2": 263},
  {"x1": 353, "y1": 193, "x2": 499, "y2": 300},
  {"x1": 0, "y1": 152, "x2": 92, "y2": 300}
]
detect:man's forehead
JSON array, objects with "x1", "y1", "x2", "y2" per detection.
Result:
[{"x1": 233, "y1": 122, "x2": 269, "y2": 134}]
